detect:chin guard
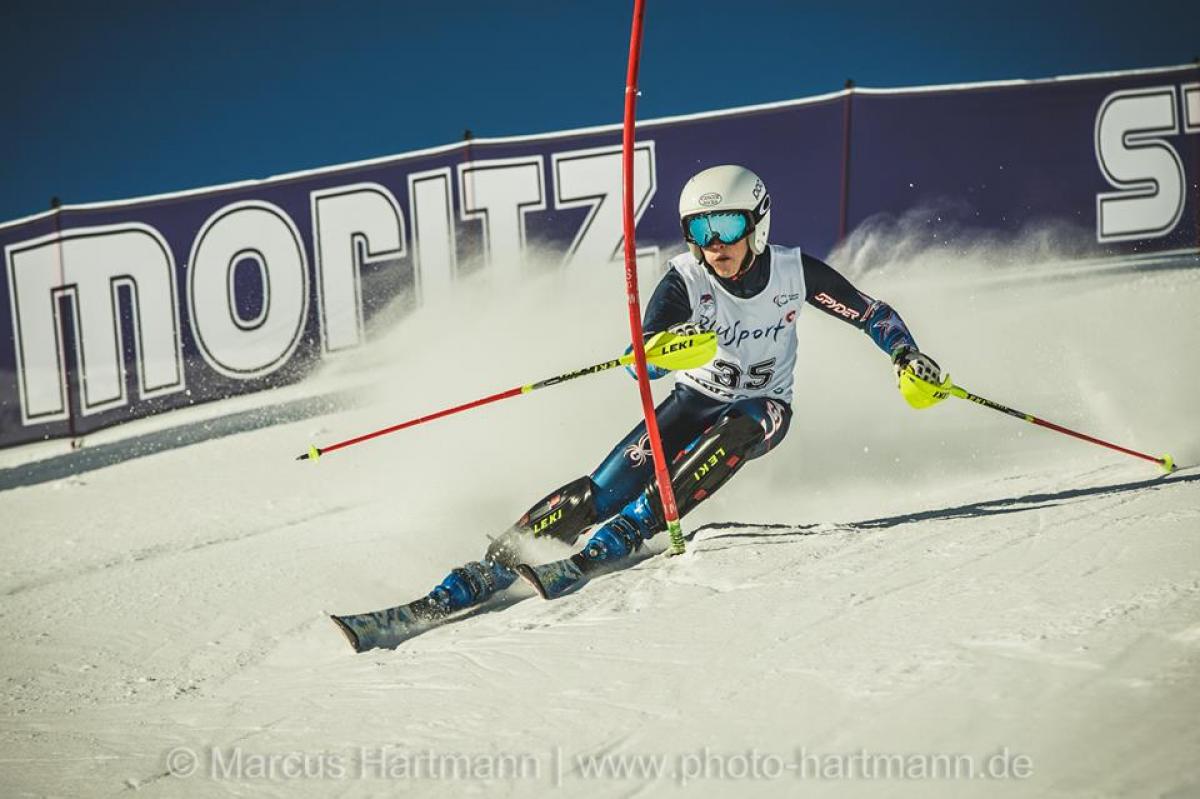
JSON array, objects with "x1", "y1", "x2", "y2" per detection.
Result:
[{"x1": 899, "y1": 369, "x2": 954, "y2": 409}]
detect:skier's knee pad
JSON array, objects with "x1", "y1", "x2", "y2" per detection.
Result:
[
  {"x1": 486, "y1": 476, "x2": 599, "y2": 566},
  {"x1": 727, "y1": 397, "x2": 791, "y2": 460},
  {"x1": 640, "y1": 411, "x2": 766, "y2": 528}
]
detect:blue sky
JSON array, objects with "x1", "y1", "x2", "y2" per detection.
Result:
[{"x1": 3, "y1": 0, "x2": 1196, "y2": 224}]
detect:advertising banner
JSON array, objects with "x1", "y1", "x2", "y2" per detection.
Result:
[{"x1": 2, "y1": 64, "x2": 1196, "y2": 448}]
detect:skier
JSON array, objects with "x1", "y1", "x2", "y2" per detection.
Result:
[{"x1": 333, "y1": 164, "x2": 942, "y2": 650}]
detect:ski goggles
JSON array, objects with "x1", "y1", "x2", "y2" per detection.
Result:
[{"x1": 681, "y1": 211, "x2": 753, "y2": 247}]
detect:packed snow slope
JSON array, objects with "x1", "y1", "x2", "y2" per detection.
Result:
[{"x1": 1, "y1": 239, "x2": 1198, "y2": 798}]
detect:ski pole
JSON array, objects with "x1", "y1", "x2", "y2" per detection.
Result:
[
  {"x1": 899, "y1": 370, "x2": 1176, "y2": 472},
  {"x1": 296, "y1": 330, "x2": 716, "y2": 462}
]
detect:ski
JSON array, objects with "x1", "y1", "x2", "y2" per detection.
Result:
[
  {"x1": 330, "y1": 597, "x2": 449, "y2": 653},
  {"x1": 337, "y1": 547, "x2": 661, "y2": 651}
]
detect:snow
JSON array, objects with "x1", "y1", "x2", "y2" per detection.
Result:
[{"x1": 1, "y1": 245, "x2": 1198, "y2": 798}]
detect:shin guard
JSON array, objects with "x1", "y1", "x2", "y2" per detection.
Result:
[
  {"x1": 486, "y1": 475, "x2": 600, "y2": 568},
  {"x1": 640, "y1": 411, "x2": 766, "y2": 530}
]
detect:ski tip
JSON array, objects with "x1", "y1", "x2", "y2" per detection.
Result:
[
  {"x1": 1160, "y1": 454, "x2": 1176, "y2": 473},
  {"x1": 514, "y1": 564, "x2": 550, "y2": 600},
  {"x1": 329, "y1": 614, "x2": 363, "y2": 652}
]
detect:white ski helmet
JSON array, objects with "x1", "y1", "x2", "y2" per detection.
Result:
[{"x1": 678, "y1": 164, "x2": 771, "y2": 261}]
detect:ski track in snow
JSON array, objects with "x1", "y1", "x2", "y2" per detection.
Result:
[{"x1": 1, "y1": 253, "x2": 1199, "y2": 797}]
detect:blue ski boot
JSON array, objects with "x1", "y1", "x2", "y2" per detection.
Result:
[{"x1": 428, "y1": 558, "x2": 517, "y2": 613}]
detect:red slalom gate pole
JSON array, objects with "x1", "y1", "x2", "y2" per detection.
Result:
[{"x1": 621, "y1": 0, "x2": 687, "y2": 555}]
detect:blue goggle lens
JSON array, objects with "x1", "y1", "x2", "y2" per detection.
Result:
[{"x1": 685, "y1": 212, "x2": 750, "y2": 247}]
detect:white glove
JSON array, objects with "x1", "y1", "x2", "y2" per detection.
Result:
[
  {"x1": 892, "y1": 346, "x2": 941, "y2": 385},
  {"x1": 666, "y1": 322, "x2": 704, "y2": 337}
]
